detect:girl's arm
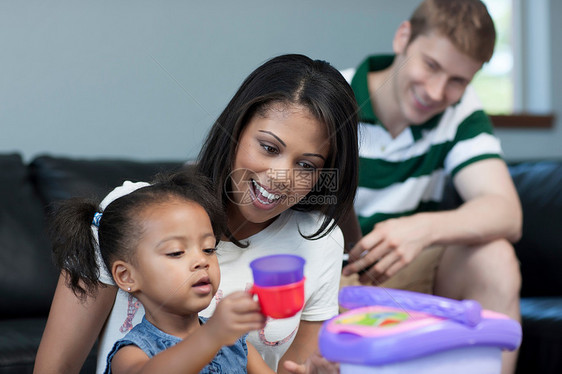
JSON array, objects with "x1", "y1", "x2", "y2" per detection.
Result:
[
  {"x1": 112, "y1": 335, "x2": 274, "y2": 374},
  {"x1": 247, "y1": 342, "x2": 274, "y2": 374},
  {"x1": 111, "y1": 291, "x2": 266, "y2": 374},
  {"x1": 34, "y1": 273, "x2": 118, "y2": 374},
  {"x1": 277, "y1": 320, "x2": 323, "y2": 374},
  {"x1": 110, "y1": 326, "x2": 223, "y2": 374}
]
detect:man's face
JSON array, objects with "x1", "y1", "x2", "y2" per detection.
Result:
[{"x1": 392, "y1": 28, "x2": 483, "y2": 125}]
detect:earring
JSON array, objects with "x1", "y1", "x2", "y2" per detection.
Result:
[{"x1": 127, "y1": 287, "x2": 131, "y2": 292}]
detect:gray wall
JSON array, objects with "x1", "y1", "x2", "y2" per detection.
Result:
[{"x1": 1, "y1": 0, "x2": 560, "y2": 162}]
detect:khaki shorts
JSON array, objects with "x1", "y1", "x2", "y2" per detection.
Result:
[{"x1": 340, "y1": 245, "x2": 446, "y2": 295}]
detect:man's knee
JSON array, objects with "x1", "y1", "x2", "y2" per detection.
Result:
[
  {"x1": 465, "y1": 239, "x2": 521, "y2": 295},
  {"x1": 437, "y1": 239, "x2": 521, "y2": 299},
  {"x1": 481, "y1": 239, "x2": 519, "y2": 273}
]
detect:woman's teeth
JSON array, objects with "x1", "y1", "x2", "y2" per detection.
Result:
[{"x1": 252, "y1": 180, "x2": 281, "y2": 203}]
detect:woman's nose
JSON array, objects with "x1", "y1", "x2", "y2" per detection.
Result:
[{"x1": 267, "y1": 161, "x2": 293, "y2": 190}]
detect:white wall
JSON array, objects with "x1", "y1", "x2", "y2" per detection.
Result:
[{"x1": 1, "y1": 0, "x2": 560, "y2": 162}]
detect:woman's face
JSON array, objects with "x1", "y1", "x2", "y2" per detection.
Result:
[{"x1": 227, "y1": 103, "x2": 330, "y2": 239}]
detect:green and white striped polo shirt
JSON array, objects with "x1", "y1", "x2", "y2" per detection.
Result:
[{"x1": 342, "y1": 55, "x2": 503, "y2": 234}]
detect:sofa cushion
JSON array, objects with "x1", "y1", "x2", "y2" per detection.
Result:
[
  {"x1": 516, "y1": 297, "x2": 562, "y2": 373},
  {"x1": 29, "y1": 155, "x2": 185, "y2": 206},
  {"x1": 509, "y1": 161, "x2": 562, "y2": 297},
  {"x1": 0, "y1": 154, "x2": 58, "y2": 318}
]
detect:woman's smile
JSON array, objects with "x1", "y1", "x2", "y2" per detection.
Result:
[{"x1": 250, "y1": 179, "x2": 283, "y2": 209}]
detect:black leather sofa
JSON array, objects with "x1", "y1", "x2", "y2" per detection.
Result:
[
  {"x1": 1, "y1": 153, "x2": 561, "y2": 373},
  {"x1": 0, "y1": 154, "x2": 184, "y2": 374},
  {"x1": 497, "y1": 161, "x2": 562, "y2": 373}
]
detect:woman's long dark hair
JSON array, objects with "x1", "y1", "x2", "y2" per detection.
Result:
[
  {"x1": 196, "y1": 54, "x2": 359, "y2": 246},
  {"x1": 50, "y1": 171, "x2": 226, "y2": 300}
]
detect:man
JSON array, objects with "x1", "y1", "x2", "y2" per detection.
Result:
[{"x1": 340, "y1": 1, "x2": 522, "y2": 373}]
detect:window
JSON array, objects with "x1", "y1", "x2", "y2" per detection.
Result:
[
  {"x1": 472, "y1": 0, "x2": 513, "y2": 115},
  {"x1": 472, "y1": 0, "x2": 554, "y2": 127}
]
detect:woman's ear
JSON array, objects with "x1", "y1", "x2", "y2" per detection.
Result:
[
  {"x1": 393, "y1": 21, "x2": 412, "y2": 55},
  {"x1": 112, "y1": 261, "x2": 139, "y2": 293}
]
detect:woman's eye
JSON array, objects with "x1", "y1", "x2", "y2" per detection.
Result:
[
  {"x1": 203, "y1": 248, "x2": 218, "y2": 255},
  {"x1": 298, "y1": 161, "x2": 316, "y2": 171},
  {"x1": 261, "y1": 143, "x2": 279, "y2": 154}
]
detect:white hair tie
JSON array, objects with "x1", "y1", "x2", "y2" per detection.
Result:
[{"x1": 91, "y1": 181, "x2": 150, "y2": 282}]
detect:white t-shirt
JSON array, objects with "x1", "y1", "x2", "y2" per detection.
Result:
[{"x1": 95, "y1": 210, "x2": 344, "y2": 373}]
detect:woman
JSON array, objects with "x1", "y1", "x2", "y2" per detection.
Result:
[{"x1": 34, "y1": 54, "x2": 358, "y2": 374}]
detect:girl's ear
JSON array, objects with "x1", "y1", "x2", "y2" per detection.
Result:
[
  {"x1": 393, "y1": 21, "x2": 412, "y2": 55},
  {"x1": 112, "y1": 260, "x2": 139, "y2": 293}
]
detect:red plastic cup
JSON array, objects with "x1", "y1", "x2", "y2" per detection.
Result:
[{"x1": 251, "y1": 278, "x2": 306, "y2": 319}]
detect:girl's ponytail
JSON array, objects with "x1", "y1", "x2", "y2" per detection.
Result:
[{"x1": 49, "y1": 198, "x2": 102, "y2": 300}]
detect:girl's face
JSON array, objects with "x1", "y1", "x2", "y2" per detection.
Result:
[
  {"x1": 130, "y1": 199, "x2": 220, "y2": 317},
  {"x1": 228, "y1": 103, "x2": 330, "y2": 239}
]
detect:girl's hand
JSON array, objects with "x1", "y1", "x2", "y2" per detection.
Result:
[
  {"x1": 283, "y1": 350, "x2": 340, "y2": 374},
  {"x1": 205, "y1": 291, "x2": 266, "y2": 346}
]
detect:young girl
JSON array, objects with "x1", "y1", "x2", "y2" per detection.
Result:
[
  {"x1": 35, "y1": 54, "x2": 359, "y2": 374},
  {"x1": 49, "y1": 171, "x2": 274, "y2": 374}
]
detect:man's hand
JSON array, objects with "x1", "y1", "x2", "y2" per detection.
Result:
[
  {"x1": 204, "y1": 291, "x2": 266, "y2": 346},
  {"x1": 341, "y1": 160, "x2": 522, "y2": 286},
  {"x1": 342, "y1": 214, "x2": 433, "y2": 284}
]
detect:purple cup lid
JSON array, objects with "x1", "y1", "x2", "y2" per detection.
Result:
[{"x1": 250, "y1": 254, "x2": 305, "y2": 287}]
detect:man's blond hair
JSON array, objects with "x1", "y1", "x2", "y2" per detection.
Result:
[{"x1": 408, "y1": 0, "x2": 496, "y2": 63}]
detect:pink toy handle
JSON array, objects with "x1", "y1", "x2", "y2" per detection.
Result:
[{"x1": 339, "y1": 286, "x2": 482, "y2": 327}]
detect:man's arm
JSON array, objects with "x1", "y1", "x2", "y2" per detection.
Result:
[
  {"x1": 446, "y1": 158, "x2": 522, "y2": 244},
  {"x1": 343, "y1": 158, "x2": 522, "y2": 283}
]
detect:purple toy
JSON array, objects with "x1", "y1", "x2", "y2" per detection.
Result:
[{"x1": 319, "y1": 286, "x2": 522, "y2": 373}]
